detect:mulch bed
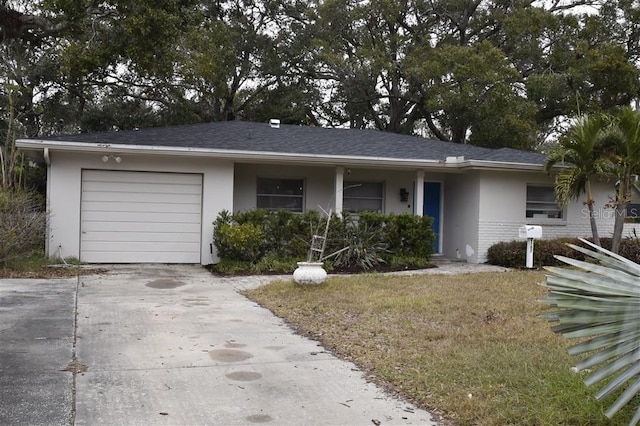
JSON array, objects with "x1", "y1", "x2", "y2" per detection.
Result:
[{"x1": 209, "y1": 263, "x2": 436, "y2": 277}]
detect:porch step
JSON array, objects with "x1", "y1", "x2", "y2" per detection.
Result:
[{"x1": 430, "y1": 254, "x2": 466, "y2": 264}]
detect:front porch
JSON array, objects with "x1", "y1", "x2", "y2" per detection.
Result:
[{"x1": 232, "y1": 163, "x2": 461, "y2": 256}]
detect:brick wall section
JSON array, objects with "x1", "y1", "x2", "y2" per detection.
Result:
[{"x1": 476, "y1": 220, "x2": 640, "y2": 263}]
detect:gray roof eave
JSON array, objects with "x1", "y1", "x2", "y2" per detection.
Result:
[
  {"x1": 16, "y1": 139, "x2": 545, "y2": 171},
  {"x1": 16, "y1": 139, "x2": 446, "y2": 168}
]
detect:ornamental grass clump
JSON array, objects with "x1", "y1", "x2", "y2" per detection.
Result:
[{"x1": 541, "y1": 238, "x2": 640, "y2": 425}]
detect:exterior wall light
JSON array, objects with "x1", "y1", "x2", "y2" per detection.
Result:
[
  {"x1": 101, "y1": 154, "x2": 122, "y2": 163},
  {"x1": 400, "y1": 188, "x2": 409, "y2": 202}
]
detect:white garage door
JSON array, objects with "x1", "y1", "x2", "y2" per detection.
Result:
[{"x1": 80, "y1": 170, "x2": 203, "y2": 263}]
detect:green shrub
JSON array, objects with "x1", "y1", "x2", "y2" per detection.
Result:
[
  {"x1": 214, "y1": 222, "x2": 265, "y2": 262},
  {"x1": 486, "y1": 241, "x2": 526, "y2": 267},
  {"x1": 616, "y1": 236, "x2": 640, "y2": 264},
  {"x1": 0, "y1": 190, "x2": 47, "y2": 266},
  {"x1": 209, "y1": 259, "x2": 251, "y2": 275},
  {"x1": 332, "y1": 219, "x2": 388, "y2": 270},
  {"x1": 250, "y1": 255, "x2": 298, "y2": 274},
  {"x1": 389, "y1": 214, "x2": 435, "y2": 258},
  {"x1": 538, "y1": 238, "x2": 589, "y2": 266},
  {"x1": 487, "y1": 238, "x2": 596, "y2": 268},
  {"x1": 212, "y1": 209, "x2": 434, "y2": 272},
  {"x1": 389, "y1": 255, "x2": 432, "y2": 270},
  {"x1": 358, "y1": 212, "x2": 436, "y2": 258}
]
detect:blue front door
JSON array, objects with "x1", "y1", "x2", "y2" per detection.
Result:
[{"x1": 423, "y1": 182, "x2": 441, "y2": 252}]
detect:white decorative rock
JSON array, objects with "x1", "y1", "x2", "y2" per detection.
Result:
[{"x1": 293, "y1": 262, "x2": 327, "y2": 284}]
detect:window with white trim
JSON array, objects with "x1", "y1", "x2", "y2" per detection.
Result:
[
  {"x1": 627, "y1": 204, "x2": 640, "y2": 220},
  {"x1": 256, "y1": 178, "x2": 304, "y2": 212},
  {"x1": 343, "y1": 181, "x2": 384, "y2": 213},
  {"x1": 626, "y1": 187, "x2": 640, "y2": 222},
  {"x1": 526, "y1": 185, "x2": 563, "y2": 219}
]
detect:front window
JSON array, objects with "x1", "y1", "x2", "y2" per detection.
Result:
[
  {"x1": 256, "y1": 178, "x2": 304, "y2": 212},
  {"x1": 343, "y1": 181, "x2": 384, "y2": 213},
  {"x1": 627, "y1": 203, "x2": 640, "y2": 222},
  {"x1": 526, "y1": 185, "x2": 563, "y2": 219}
]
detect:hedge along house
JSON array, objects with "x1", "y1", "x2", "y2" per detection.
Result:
[{"x1": 16, "y1": 120, "x2": 639, "y2": 265}]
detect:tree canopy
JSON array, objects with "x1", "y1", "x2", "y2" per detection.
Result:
[{"x1": 2, "y1": 0, "x2": 640, "y2": 153}]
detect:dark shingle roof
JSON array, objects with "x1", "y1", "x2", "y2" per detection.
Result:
[
  {"x1": 475, "y1": 147, "x2": 547, "y2": 164},
  {"x1": 40, "y1": 121, "x2": 546, "y2": 165}
]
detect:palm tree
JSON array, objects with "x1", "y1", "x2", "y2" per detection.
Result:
[
  {"x1": 542, "y1": 239, "x2": 640, "y2": 425},
  {"x1": 601, "y1": 108, "x2": 640, "y2": 254},
  {"x1": 544, "y1": 114, "x2": 609, "y2": 247}
]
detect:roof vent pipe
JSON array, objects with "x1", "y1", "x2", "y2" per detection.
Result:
[{"x1": 269, "y1": 118, "x2": 281, "y2": 129}]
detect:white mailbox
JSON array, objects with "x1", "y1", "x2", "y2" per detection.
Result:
[
  {"x1": 519, "y1": 225, "x2": 542, "y2": 239},
  {"x1": 519, "y1": 225, "x2": 542, "y2": 268}
]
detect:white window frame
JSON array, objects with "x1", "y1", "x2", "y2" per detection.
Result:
[
  {"x1": 627, "y1": 185, "x2": 640, "y2": 222},
  {"x1": 526, "y1": 185, "x2": 564, "y2": 221},
  {"x1": 256, "y1": 177, "x2": 304, "y2": 212},
  {"x1": 343, "y1": 181, "x2": 384, "y2": 214}
]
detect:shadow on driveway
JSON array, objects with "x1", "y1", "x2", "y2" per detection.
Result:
[{"x1": 0, "y1": 278, "x2": 77, "y2": 425}]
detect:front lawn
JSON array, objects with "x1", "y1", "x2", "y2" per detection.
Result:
[{"x1": 244, "y1": 271, "x2": 636, "y2": 425}]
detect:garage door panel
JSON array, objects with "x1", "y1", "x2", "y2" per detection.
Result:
[
  {"x1": 81, "y1": 231, "x2": 201, "y2": 243},
  {"x1": 82, "y1": 201, "x2": 201, "y2": 214},
  {"x1": 82, "y1": 211, "x2": 201, "y2": 223},
  {"x1": 81, "y1": 251, "x2": 200, "y2": 264},
  {"x1": 81, "y1": 170, "x2": 202, "y2": 263},
  {"x1": 81, "y1": 241, "x2": 200, "y2": 253},
  {"x1": 84, "y1": 170, "x2": 201, "y2": 184},
  {"x1": 81, "y1": 221, "x2": 201, "y2": 234},
  {"x1": 82, "y1": 181, "x2": 202, "y2": 195},
  {"x1": 81, "y1": 191, "x2": 202, "y2": 204}
]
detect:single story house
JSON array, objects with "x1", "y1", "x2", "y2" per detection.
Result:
[{"x1": 16, "y1": 120, "x2": 640, "y2": 265}]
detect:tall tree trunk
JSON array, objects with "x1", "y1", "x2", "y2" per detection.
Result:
[
  {"x1": 587, "y1": 202, "x2": 601, "y2": 247},
  {"x1": 586, "y1": 181, "x2": 600, "y2": 247},
  {"x1": 611, "y1": 175, "x2": 630, "y2": 254},
  {"x1": 611, "y1": 203, "x2": 626, "y2": 254},
  {"x1": 2, "y1": 89, "x2": 17, "y2": 189}
]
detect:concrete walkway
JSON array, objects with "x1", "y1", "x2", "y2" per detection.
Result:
[{"x1": 1, "y1": 263, "x2": 509, "y2": 425}]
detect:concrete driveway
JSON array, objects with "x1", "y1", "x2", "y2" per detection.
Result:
[
  {"x1": 2, "y1": 265, "x2": 438, "y2": 425},
  {"x1": 0, "y1": 277, "x2": 75, "y2": 425}
]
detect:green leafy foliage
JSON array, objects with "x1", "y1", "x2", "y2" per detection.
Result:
[
  {"x1": 545, "y1": 109, "x2": 640, "y2": 254},
  {"x1": 487, "y1": 237, "x2": 640, "y2": 268},
  {"x1": 332, "y1": 219, "x2": 389, "y2": 270},
  {"x1": 233, "y1": 209, "x2": 323, "y2": 258},
  {"x1": 213, "y1": 221, "x2": 264, "y2": 263},
  {"x1": 541, "y1": 239, "x2": 640, "y2": 424},
  {"x1": 359, "y1": 212, "x2": 435, "y2": 259},
  {"x1": 249, "y1": 254, "x2": 298, "y2": 275},
  {"x1": 6, "y1": 0, "x2": 640, "y2": 152},
  {"x1": 212, "y1": 209, "x2": 434, "y2": 272}
]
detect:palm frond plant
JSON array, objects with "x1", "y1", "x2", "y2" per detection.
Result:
[
  {"x1": 541, "y1": 238, "x2": 640, "y2": 425},
  {"x1": 599, "y1": 107, "x2": 640, "y2": 254},
  {"x1": 544, "y1": 114, "x2": 610, "y2": 247}
]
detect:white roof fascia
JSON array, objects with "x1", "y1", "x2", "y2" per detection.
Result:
[
  {"x1": 458, "y1": 159, "x2": 545, "y2": 172},
  {"x1": 16, "y1": 139, "x2": 445, "y2": 168},
  {"x1": 15, "y1": 139, "x2": 544, "y2": 171}
]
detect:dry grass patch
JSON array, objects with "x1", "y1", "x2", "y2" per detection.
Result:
[
  {"x1": 245, "y1": 271, "x2": 636, "y2": 425},
  {"x1": 0, "y1": 252, "x2": 105, "y2": 279}
]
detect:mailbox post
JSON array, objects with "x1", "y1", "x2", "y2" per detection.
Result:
[{"x1": 518, "y1": 225, "x2": 542, "y2": 268}]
